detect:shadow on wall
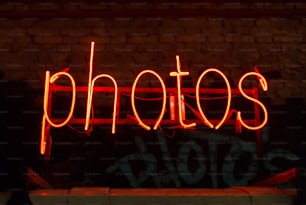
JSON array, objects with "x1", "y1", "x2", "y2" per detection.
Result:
[{"x1": 0, "y1": 70, "x2": 42, "y2": 204}]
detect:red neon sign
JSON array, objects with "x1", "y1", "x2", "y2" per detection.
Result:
[
  {"x1": 237, "y1": 72, "x2": 268, "y2": 130},
  {"x1": 40, "y1": 42, "x2": 268, "y2": 155},
  {"x1": 196, "y1": 68, "x2": 232, "y2": 130},
  {"x1": 169, "y1": 56, "x2": 196, "y2": 129},
  {"x1": 131, "y1": 70, "x2": 167, "y2": 131},
  {"x1": 84, "y1": 42, "x2": 118, "y2": 134}
]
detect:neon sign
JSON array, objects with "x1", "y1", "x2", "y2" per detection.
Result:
[
  {"x1": 40, "y1": 42, "x2": 268, "y2": 155},
  {"x1": 131, "y1": 69, "x2": 167, "y2": 131}
]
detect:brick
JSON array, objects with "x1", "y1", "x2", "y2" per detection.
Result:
[
  {"x1": 178, "y1": 18, "x2": 205, "y2": 27},
  {"x1": 225, "y1": 34, "x2": 254, "y2": 43},
  {"x1": 145, "y1": 17, "x2": 163, "y2": 26},
  {"x1": 113, "y1": 45, "x2": 136, "y2": 53},
  {"x1": 13, "y1": 2, "x2": 29, "y2": 11},
  {"x1": 283, "y1": 64, "x2": 304, "y2": 79},
  {"x1": 255, "y1": 35, "x2": 273, "y2": 43},
  {"x1": 128, "y1": 34, "x2": 158, "y2": 44},
  {"x1": 256, "y1": 18, "x2": 273, "y2": 26},
  {"x1": 31, "y1": 19, "x2": 80, "y2": 29},
  {"x1": 62, "y1": 2, "x2": 82, "y2": 11},
  {"x1": 256, "y1": 3, "x2": 287, "y2": 9},
  {"x1": 30, "y1": 2, "x2": 59, "y2": 10},
  {"x1": 0, "y1": 3, "x2": 14, "y2": 11},
  {"x1": 133, "y1": 53, "x2": 165, "y2": 65},
  {"x1": 161, "y1": 18, "x2": 186, "y2": 28},
  {"x1": 224, "y1": 25, "x2": 251, "y2": 35},
  {"x1": 0, "y1": 36, "x2": 14, "y2": 44},
  {"x1": 253, "y1": 25, "x2": 282, "y2": 35},
  {"x1": 294, "y1": 3, "x2": 306, "y2": 9},
  {"x1": 268, "y1": 79, "x2": 287, "y2": 104},
  {"x1": 286, "y1": 81, "x2": 304, "y2": 97},
  {"x1": 252, "y1": 3, "x2": 269, "y2": 9},
  {"x1": 7, "y1": 28, "x2": 27, "y2": 37},
  {"x1": 62, "y1": 36, "x2": 80, "y2": 44},
  {"x1": 159, "y1": 33, "x2": 176, "y2": 43},
  {"x1": 207, "y1": 35, "x2": 224, "y2": 43},
  {"x1": 79, "y1": 36, "x2": 110, "y2": 44},
  {"x1": 34, "y1": 36, "x2": 63, "y2": 44},
  {"x1": 176, "y1": 34, "x2": 195, "y2": 43},
  {"x1": 63, "y1": 28, "x2": 91, "y2": 37},
  {"x1": 0, "y1": 19, "x2": 23, "y2": 28},
  {"x1": 224, "y1": 19, "x2": 255, "y2": 27},
  {"x1": 223, "y1": 2, "x2": 245, "y2": 9},
  {"x1": 109, "y1": 35, "x2": 126, "y2": 44},
  {"x1": 0, "y1": 47, "x2": 9, "y2": 52},
  {"x1": 83, "y1": 18, "x2": 105, "y2": 27},
  {"x1": 79, "y1": 2, "x2": 114, "y2": 10},
  {"x1": 191, "y1": 34, "x2": 207, "y2": 43},
  {"x1": 204, "y1": 27, "x2": 225, "y2": 37},
  {"x1": 303, "y1": 80, "x2": 306, "y2": 99},
  {"x1": 191, "y1": 2, "x2": 215, "y2": 9},
  {"x1": 156, "y1": 2, "x2": 179, "y2": 9},
  {"x1": 208, "y1": 18, "x2": 224, "y2": 26},
  {"x1": 273, "y1": 35, "x2": 304, "y2": 43}
]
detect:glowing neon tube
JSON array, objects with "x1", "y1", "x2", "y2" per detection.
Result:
[
  {"x1": 170, "y1": 55, "x2": 196, "y2": 129},
  {"x1": 237, "y1": 72, "x2": 268, "y2": 130},
  {"x1": 85, "y1": 74, "x2": 118, "y2": 134},
  {"x1": 131, "y1": 70, "x2": 167, "y2": 130},
  {"x1": 196, "y1": 68, "x2": 231, "y2": 129}
]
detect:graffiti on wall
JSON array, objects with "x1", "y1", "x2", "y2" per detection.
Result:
[{"x1": 102, "y1": 129, "x2": 301, "y2": 188}]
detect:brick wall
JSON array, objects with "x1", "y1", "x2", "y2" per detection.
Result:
[
  {"x1": 0, "y1": 1, "x2": 306, "y2": 104},
  {"x1": 1, "y1": 1, "x2": 306, "y2": 192}
]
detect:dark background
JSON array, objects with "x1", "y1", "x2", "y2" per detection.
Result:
[{"x1": 0, "y1": 1, "x2": 305, "y2": 190}]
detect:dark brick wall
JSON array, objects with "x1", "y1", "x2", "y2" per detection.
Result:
[
  {"x1": 0, "y1": 1, "x2": 306, "y2": 190},
  {"x1": 0, "y1": 1, "x2": 305, "y2": 104}
]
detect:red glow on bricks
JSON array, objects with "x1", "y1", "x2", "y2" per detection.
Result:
[{"x1": 40, "y1": 42, "x2": 268, "y2": 155}]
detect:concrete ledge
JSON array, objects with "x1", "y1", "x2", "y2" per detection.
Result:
[
  {"x1": 0, "y1": 192, "x2": 11, "y2": 205},
  {"x1": 110, "y1": 187, "x2": 296, "y2": 205},
  {"x1": 69, "y1": 187, "x2": 109, "y2": 205},
  {"x1": 1, "y1": 187, "x2": 297, "y2": 205},
  {"x1": 30, "y1": 189, "x2": 70, "y2": 205}
]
